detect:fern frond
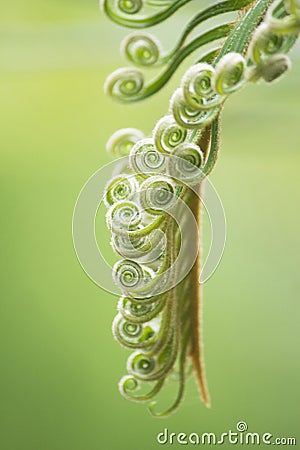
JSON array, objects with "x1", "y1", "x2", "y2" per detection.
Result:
[{"x1": 102, "y1": 0, "x2": 300, "y2": 416}]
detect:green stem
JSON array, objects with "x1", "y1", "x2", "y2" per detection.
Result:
[
  {"x1": 191, "y1": 0, "x2": 275, "y2": 155},
  {"x1": 102, "y1": 0, "x2": 192, "y2": 29}
]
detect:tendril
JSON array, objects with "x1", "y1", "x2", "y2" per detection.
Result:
[
  {"x1": 104, "y1": 175, "x2": 138, "y2": 207},
  {"x1": 112, "y1": 313, "x2": 161, "y2": 348},
  {"x1": 105, "y1": 23, "x2": 233, "y2": 103},
  {"x1": 112, "y1": 228, "x2": 165, "y2": 261},
  {"x1": 153, "y1": 115, "x2": 188, "y2": 154},
  {"x1": 107, "y1": 200, "x2": 142, "y2": 232},
  {"x1": 167, "y1": 0, "x2": 252, "y2": 61},
  {"x1": 113, "y1": 259, "x2": 158, "y2": 298},
  {"x1": 248, "y1": 23, "x2": 288, "y2": 65},
  {"x1": 101, "y1": 0, "x2": 192, "y2": 29},
  {"x1": 181, "y1": 63, "x2": 224, "y2": 110},
  {"x1": 127, "y1": 326, "x2": 178, "y2": 381},
  {"x1": 168, "y1": 143, "x2": 205, "y2": 184},
  {"x1": 119, "y1": 375, "x2": 165, "y2": 402},
  {"x1": 148, "y1": 326, "x2": 189, "y2": 416},
  {"x1": 104, "y1": 68, "x2": 144, "y2": 102},
  {"x1": 139, "y1": 176, "x2": 178, "y2": 215},
  {"x1": 118, "y1": 0, "x2": 143, "y2": 15},
  {"x1": 118, "y1": 295, "x2": 166, "y2": 323},
  {"x1": 171, "y1": 88, "x2": 221, "y2": 129},
  {"x1": 213, "y1": 52, "x2": 246, "y2": 95},
  {"x1": 121, "y1": 32, "x2": 162, "y2": 66},
  {"x1": 121, "y1": 0, "x2": 253, "y2": 67},
  {"x1": 106, "y1": 128, "x2": 145, "y2": 157},
  {"x1": 129, "y1": 138, "x2": 166, "y2": 175}
]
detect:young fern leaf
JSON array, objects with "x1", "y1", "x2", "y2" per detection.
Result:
[{"x1": 102, "y1": 0, "x2": 299, "y2": 416}]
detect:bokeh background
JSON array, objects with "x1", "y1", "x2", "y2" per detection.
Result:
[{"x1": 1, "y1": 1, "x2": 300, "y2": 449}]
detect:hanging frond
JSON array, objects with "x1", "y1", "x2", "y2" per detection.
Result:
[{"x1": 102, "y1": 0, "x2": 300, "y2": 416}]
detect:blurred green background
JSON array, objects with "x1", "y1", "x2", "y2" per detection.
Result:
[{"x1": 1, "y1": 1, "x2": 300, "y2": 449}]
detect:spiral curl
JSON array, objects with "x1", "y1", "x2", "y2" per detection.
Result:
[
  {"x1": 121, "y1": 32, "x2": 162, "y2": 66},
  {"x1": 118, "y1": 295, "x2": 166, "y2": 323},
  {"x1": 104, "y1": 175, "x2": 138, "y2": 207},
  {"x1": 246, "y1": 3, "x2": 298, "y2": 83},
  {"x1": 113, "y1": 259, "x2": 159, "y2": 299},
  {"x1": 113, "y1": 259, "x2": 144, "y2": 289},
  {"x1": 112, "y1": 228, "x2": 166, "y2": 261},
  {"x1": 119, "y1": 375, "x2": 165, "y2": 402},
  {"x1": 248, "y1": 24, "x2": 288, "y2": 65},
  {"x1": 114, "y1": 255, "x2": 171, "y2": 298},
  {"x1": 119, "y1": 0, "x2": 142, "y2": 15},
  {"x1": 181, "y1": 63, "x2": 223, "y2": 110},
  {"x1": 107, "y1": 200, "x2": 142, "y2": 232},
  {"x1": 168, "y1": 143, "x2": 204, "y2": 184},
  {"x1": 127, "y1": 330, "x2": 178, "y2": 381},
  {"x1": 112, "y1": 313, "x2": 160, "y2": 349},
  {"x1": 104, "y1": 68, "x2": 144, "y2": 102},
  {"x1": 106, "y1": 128, "x2": 145, "y2": 157},
  {"x1": 171, "y1": 88, "x2": 220, "y2": 129},
  {"x1": 139, "y1": 175, "x2": 178, "y2": 215},
  {"x1": 112, "y1": 233, "x2": 149, "y2": 259},
  {"x1": 213, "y1": 53, "x2": 246, "y2": 95},
  {"x1": 153, "y1": 115, "x2": 188, "y2": 153},
  {"x1": 101, "y1": 0, "x2": 192, "y2": 29},
  {"x1": 129, "y1": 138, "x2": 166, "y2": 175}
]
